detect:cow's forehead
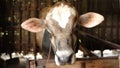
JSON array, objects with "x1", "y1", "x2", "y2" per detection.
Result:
[{"x1": 46, "y1": 3, "x2": 76, "y2": 28}]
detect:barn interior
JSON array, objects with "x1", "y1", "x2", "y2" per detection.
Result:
[{"x1": 0, "y1": 0, "x2": 120, "y2": 68}]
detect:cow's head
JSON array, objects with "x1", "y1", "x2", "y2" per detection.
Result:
[{"x1": 21, "y1": 2, "x2": 104, "y2": 66}]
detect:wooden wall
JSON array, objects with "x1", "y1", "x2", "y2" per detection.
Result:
[{"x1": 0, "y1": 0, "x2": 120, "y2": 54}]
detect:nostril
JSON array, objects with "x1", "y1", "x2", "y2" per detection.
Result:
[
  {"x1": 68, "y1": 53, "x2": 76, "y2": 64},
  {"x1": 57, "y1": 57, "x2": 66, "y2": 65},
  {"x1": 57, "y1": 56, "x2": 61, "y2": 62},
  {"x1": 58, "y1": 54, "x2": 74, "y2": 63},
  {"x1": 68, "y1": 54, "x2": 73, "y2": 62}
]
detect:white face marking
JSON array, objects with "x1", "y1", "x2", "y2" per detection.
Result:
[
  {"x1": 46, "y1": 3, "x2": 76, "y2": 28},
  {"x1": 56, "y1": 50, "x2": 72, "y2": 57}
]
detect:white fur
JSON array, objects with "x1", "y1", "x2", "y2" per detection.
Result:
[
  {"x1": 71, "y1": 54, "x2": 76, "y2": 64},
  {"x1": 46, "y1": 3, "x2": 76, "y2": 28},
  {"x1": 56, "y1": 50, "x2": 72, "y2": 57},
  {"x1": 55, "y1": 55, "x2": 61, "y2": 66}
]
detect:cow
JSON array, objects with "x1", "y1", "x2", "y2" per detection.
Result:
[{"x1": 21, "y1": 1, "x2": 104, "y2": 66}]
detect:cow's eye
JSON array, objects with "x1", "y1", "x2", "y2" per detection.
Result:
[
  {"x1": 58, "y1": 41, "x2": 60, "y2": 46},
  {"x1": 67, "y1": 39, "x2": 70, "y2": 44}
]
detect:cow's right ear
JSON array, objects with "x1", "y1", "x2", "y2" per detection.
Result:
[
  {"x1": 21, "y1": 18, "x2": 46, "y2": 32},
  {"x1": 79, "y1": 12, "x2": 104, "y2": 28}
]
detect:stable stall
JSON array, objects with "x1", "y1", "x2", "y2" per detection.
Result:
[{"x1": 0, "y1": 0, "x2": 120, "y2": 68}]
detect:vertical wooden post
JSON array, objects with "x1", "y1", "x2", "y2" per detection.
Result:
[
  {"x1": 29, "y1": 0, "x2": 36, "y2": 52},
  {"x1": 21, "y1": 0, "x2": 29, "y2": 54},
  {"x1": 29, "y1": 60, "x2": 36, "y2": 68},
  {"x1": 118, "y1": 55, "x2": 120, "y2": 68},
  {"x1": 81, "y1": 62, "x2": 86, "y2": 68}
]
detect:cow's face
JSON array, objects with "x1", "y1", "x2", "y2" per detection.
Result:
[
  {"x1": 50, "y1": 32, "x2": 76, "y2": 65},
  {"x1": 43, "y1": 3, "x2": 76, "y2": 65},
  {"x1": 21, "y1": 2, "x2": 104, "y2": 66}
]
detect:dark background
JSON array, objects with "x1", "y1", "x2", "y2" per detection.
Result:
[{"x1": 0, "y1": 0, "x2": 120, "y2": 54}]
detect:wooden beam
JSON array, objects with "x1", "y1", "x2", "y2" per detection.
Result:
[
  {"x1": 78, "y1": 31, "x2": 120, "y2": 49},
  {"x1": 28, "y1": 56, "x2": 119, "y2": 68}
]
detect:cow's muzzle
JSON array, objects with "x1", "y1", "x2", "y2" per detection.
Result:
[{"x1": 55, "y1": 53, "x2": 76, "y2": 66}]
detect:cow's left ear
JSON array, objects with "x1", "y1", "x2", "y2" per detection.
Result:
[
  {"x1": 21, "y1": 18, "x2": 46, "y2": 32},
  {"x1": 79, "y1": 12, "x2": 104, "y2": 28}
]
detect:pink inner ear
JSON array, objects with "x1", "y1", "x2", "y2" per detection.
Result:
[
  {"x1": 25, "y1": 22, "x2": 43, "y2": 32},
  {"x1": 79, "y1": 12, "x2": 104, "y2": 28},
  {"x1": 21, "y1": 18, "x2": 45, "y2": 33}
]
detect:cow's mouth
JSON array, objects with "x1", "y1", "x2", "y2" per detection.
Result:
[{"x1": 54, "y1": 54, "x2": 76, "y2": 66}]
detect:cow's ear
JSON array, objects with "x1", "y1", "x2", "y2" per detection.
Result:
[
  {"x1": 79, "y1": 12, "x2": 104, "y2": 28},
  {"x1": 21, "y1": 18, "x2": 46, "y2": 32}
]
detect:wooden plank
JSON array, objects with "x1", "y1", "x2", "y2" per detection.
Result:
[
  {"x1": 0, "y1": 28, "x2": 3, "y2": 53},
  {"x1": 29, "y1": 0, "x2": 37, "y2": 52},
  {"x1": 116, "y1": 15, "x2": 120, "y2": 43},
  {"x1": 119, "y1": 56, "x2": 120, "y2": 68},
  {"x1": 21, "y1": 1, "x2": 30, "y2": 54},
  {"x1": 28, "y1": 57, "x2": 119, "y2": 68},
  {"x1": 14, "y1": 28, "x2": 20, "y2": 52}
]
